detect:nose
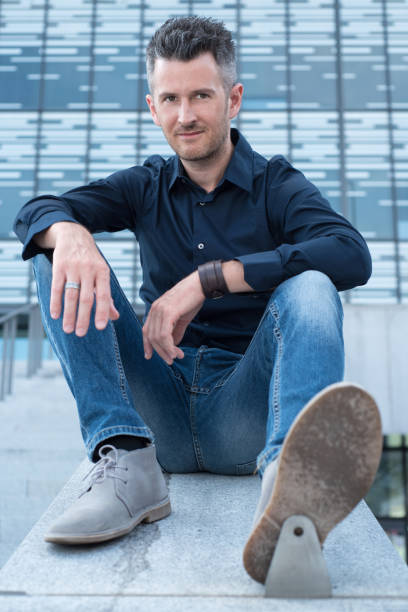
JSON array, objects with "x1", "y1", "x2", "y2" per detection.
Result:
[{"x1": 178, "y1": 99, "x2": 196, "y2": 125}]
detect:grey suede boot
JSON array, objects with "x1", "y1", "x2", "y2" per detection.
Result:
[
  {"x1": 243, "y1": 382, "x2": 383, "y2": 584},
  {"x1": 44, "y1": 444, "x2": 171, "y2": 545}
]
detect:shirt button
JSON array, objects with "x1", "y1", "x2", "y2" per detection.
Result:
[
  {"x1": 198, "y1": 243, "x2": 205, "y2": 250},
  {"x1": 199, "y1": 202, "x2": 205, "y2": 206}
]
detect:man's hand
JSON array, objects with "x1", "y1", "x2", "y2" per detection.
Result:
[
  {"x1": 36, "y1": 222, "x2": 120, "y2": 336},
  {"x1": 143, "y1": 271, "x2": 205, "y2": 365}
]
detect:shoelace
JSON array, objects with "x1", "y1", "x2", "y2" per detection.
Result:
[{"x1": 79, "y1": 444, "x2": 128, "y2": 497}]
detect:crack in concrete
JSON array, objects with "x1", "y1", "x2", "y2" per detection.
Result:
[{"x1": 110, "y1": 472, "x2": 172, "y2": 600}]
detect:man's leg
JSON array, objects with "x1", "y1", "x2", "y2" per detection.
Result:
[
  {"x1": 32, "y1": 251, "x2": 198, "y2": 471},
  {"x1": 32, "y1": 251, "x2": 199, "y2": 544},
  {"x1": 193, "y1": 270, "x2": 381, "y2": 584},
  {"x1": 195, "y1": 269, "x2": 345, "y2": 475}
]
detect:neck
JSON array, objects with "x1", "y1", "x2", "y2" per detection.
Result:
[{"x1": 181, "y1": 135, "x2": 234, "y2": 193}]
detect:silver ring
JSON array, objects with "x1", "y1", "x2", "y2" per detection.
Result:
[{"x1": 65, "y1": 281, "x2": 80, "y2": 290}]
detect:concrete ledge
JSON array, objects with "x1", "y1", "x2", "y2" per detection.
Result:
[{"x1": 1, "y1": 460, "x2": 408, "y2": 610}]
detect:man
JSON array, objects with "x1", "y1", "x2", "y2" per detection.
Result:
[{"x1": 13, "y1": 16, "x2": 382, "y2": 584}]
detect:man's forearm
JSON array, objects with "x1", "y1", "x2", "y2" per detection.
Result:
[
  {"x1": 33, "y1": 221, "x2": 90, "y2": 249},
  {"x1": 222, "y1": 260, "x2": 254, "y2": 293}
]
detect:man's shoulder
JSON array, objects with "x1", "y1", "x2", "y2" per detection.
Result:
[
  {"x1": 142, "y1": 153, "x2": 177, "y2": 175},
  {"x1": 105, "y1": 154, "x2": 176, "y2": 188},
  {"x1": 251, "y1": 148, "x2": 297, "y2": 184}
]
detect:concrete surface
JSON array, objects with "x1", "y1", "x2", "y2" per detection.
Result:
[
  {"x1": 343, "y1": 303, "x2": 408, "y2": 433},
  {"x1": 1, "y1": 458, "x2": 408, "y2": 610},
  {"x1": 0, "y1": 360, "x2": 85, "y2": 568}
]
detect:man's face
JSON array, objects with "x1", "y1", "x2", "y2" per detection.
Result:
[{"x1": 146, "y1": 52, "x2": 242, "y2": 163}]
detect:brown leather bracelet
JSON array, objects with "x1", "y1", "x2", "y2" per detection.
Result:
[{"x1": 197, "y1": 260, "x2": 229, "y2": 299}]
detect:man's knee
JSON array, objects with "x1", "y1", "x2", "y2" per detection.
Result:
[
  {"x1": 32, "y1": 252, "x2": 53, "y2": 283},
  {"x1": 269, "y1": 270, "x2": 343, "y2": 327},
  {"x1": 274, "y1": 270, "x2": 339, "y2": 303}
]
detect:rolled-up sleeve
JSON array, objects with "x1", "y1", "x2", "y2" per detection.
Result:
[
  {"x1": 13, "y1": 167, "x2": 147, "y2": 260},
  {"x1": 234, "y1": 159, "x2": 372, "y2": 292}
]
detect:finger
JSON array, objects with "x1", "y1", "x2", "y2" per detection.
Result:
[
  {"x1": 153, "y1": 317, "x2": 179, "y2": 364},
  {"x1": 142, "y1": 313, "x2": 153, "y2": 359},
  {"x1": 75, "y1": 276, "x2": 96, "y2": 336},
  {"x1": 149, "y1": 307, "x2": 174, "y2": 364},
  {"x1": 94, "y1": 266, "x2": 111, "y2": 330},
  {"x1": 62, "y1": 281, "x2": 81, "y2": 334},
  {"x1": 151, "y1": 341, "x2": 175, "y2": 366},
  {"x1": 143, "y1": 334, "x2": 153, "y2": 360},
  {"x1": 144, "y1": 310, "x2": 173, "y2": 364},
  {"x1": 50, "y1": 266, "x2": 65, "y2": 320},
  {"x1": 109, "y1": 301, "x2": 120, "y2": 321}
]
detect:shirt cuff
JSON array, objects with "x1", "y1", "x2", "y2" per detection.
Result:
[
  {"x1": 15, "y1": 212, "x2": 81, "y2": 261},
  {"x1": 234, "y1": 250, "x2": 284, "y2": 291}
]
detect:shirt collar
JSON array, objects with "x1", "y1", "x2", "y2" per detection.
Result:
[
  {"x1": 223, "y1": 128, "x2": 253, "y2": 193},
  {"x1": 168, "y1": 128, "x2": 254, "y2": 193}
]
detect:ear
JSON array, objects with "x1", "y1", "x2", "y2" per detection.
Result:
[
  {"x1": 146, "y1": 94, "x2": 161, "y2": 127},
  {"x1": 228, "y1": 83, "x2": 244, "y2": 120}
]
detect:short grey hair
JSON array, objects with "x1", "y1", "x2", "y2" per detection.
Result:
[{"x1": 146, "y1": 16, "x2": 237, "y2": 93}]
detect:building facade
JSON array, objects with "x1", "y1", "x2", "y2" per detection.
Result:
[{"x1": 0, "y1": 0, "x2": 407, "y2": 305}]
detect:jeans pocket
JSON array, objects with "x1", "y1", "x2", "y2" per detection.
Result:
[{"x1": 235, "y1": 458, "x2": 257, "y2": 476}]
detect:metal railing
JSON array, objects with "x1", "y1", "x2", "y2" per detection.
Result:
[{"x1": 0, "y1": 303, "x2": 44, "y2": 401}]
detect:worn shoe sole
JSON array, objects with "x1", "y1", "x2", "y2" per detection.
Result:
[
  {"x1": 242, "y1": 382, "x2": 382, "y2": 584},
  {"x1": 44, "y1": 498, "x2": 171, "y2": 545}
]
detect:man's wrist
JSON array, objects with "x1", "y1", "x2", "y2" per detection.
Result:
[
  {"x1": 34, "y1": 221, "x2": 85, "y2": 249},
  {"x1": 198, "y1": 260, "x2": 229, "y2": 299}
]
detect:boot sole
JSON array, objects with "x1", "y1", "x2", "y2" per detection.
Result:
[
  {"x1": 242, "y1": 382, "x2": 382, "y2": 584},
  {"x1": 44, "y1": 498, "x2": 171, "y2": 545}
]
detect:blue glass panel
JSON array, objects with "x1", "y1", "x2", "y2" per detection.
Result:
[
  {"x1": 292, "y1": 111, "x2": 341, "y2": 212},
  {"x1": 93, "y1": 1, "x2": 142, "y2": 110},
  {"x1": 340, "y1": 1, "x2": 387, "y2": 110},
  {"x1": 345, "y1": 112, "x2": 394, "y2": 240},
  {"x1": 43, "y1": 3, "x2": 92, "y2": 109},
  {"x1": 0, "y1": 113, "x2": 36, "y2": 238},
  {"x1": 0, "y1": 1, "x2": 45, "y2": 109},
  {"x1": 240, "y1": 2, "x2": 286, "y2": 110},
  {"x1": 387, "y1": 0, "x2": 408, "y2": 109},
  {"x1": 37, "y1": 112, "x2": 87, "y2": 194},
  {"x1": 290, "y1": 0, "x2": 337, "y2": 110},
  {"x1": 240, "y1": 111, "x2": 289, "y2": 158},
  {"x1": 351, "y1": 241, "x2": 398, "y2": 303},
  {"x1": 393, "y1": 112, "x2": 408, "y2": 240}
]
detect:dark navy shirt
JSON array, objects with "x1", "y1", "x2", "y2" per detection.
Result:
[{"x1": 13, "y1": 128, "x2": 371, "y2": 354}]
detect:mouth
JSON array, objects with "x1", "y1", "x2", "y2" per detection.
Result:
[{"x1": 177, "y1": 130, "x2": 204, "y2": 138}]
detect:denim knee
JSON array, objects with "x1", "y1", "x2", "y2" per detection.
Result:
[
  {"x1": 269, "y1": 270, "x2": 343, "y2": 323},
  {"x1": 33, "y1": 252, "x2": 53, "y2": 284}
]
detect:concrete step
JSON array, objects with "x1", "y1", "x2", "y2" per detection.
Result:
[
  {"x1": 1, "y1": 459, "x2": 408, "y2": 611},
  {"x1": 0, "y1": 361, "x2": 84, "y2": 569}
]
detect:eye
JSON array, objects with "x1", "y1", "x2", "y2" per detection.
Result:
[
  {"x1": 196, "y1": 93, "x2": 209, "y2": 99},
  {"x1": 164, "y1": 95, "x2": 176, "y2": 102}
]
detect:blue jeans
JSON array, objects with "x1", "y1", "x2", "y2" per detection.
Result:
[{"x1": 32, "y1": 252, "x2": 344, "y2": 478}]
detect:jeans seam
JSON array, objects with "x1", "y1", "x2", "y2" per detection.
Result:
[
  {"x1": 213, "y1": 366, "x2": 240, "y2": 389},
  {"x1": 235, "y1": 458, "x2": 257, "y2": 475},
  {"x1": 215, "y1": 301, "x2": 272, "y2": 390},
  {"x1": 189, "y1": 349, "x2": 205, "y2": 470},
  {"x1": 269, "y1": 300, "x2": 282, "y2": 440},
  {"x1": 256, "y1": 446, "x2": 280, "y2": 476},
  {"x1": 101, "y1": 245, "x2": 142, "y2": 329},
  {"x1": 111, "y1": 321, "x2": 130, "y2": 403}
]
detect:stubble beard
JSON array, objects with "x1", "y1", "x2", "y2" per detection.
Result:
[{"x1": 168, "y1": 116, "x2": 230, "y2": 164}]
